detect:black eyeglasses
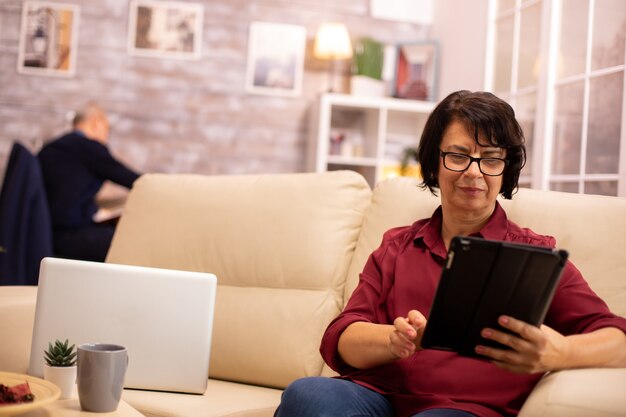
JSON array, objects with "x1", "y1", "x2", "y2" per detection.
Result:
[{"x1": 439, "y1": 151, "x2": 508, "y2": 176}]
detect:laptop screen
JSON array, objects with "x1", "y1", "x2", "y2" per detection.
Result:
[{"x1": 29, "y1": 257, "x2": 217, "y2": 394}]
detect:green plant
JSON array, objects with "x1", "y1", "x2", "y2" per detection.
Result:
[
  {"x1": 44, "y1": 339, "x2": 77, "y2": 367},
  {"x1": 400, "y1": 146, "x2": 419, "y2": 176},
  {"x1": 352, "y1": 37, "x2": 384, "y2": 80}
]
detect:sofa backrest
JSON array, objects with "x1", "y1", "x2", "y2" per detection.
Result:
[
  {"x1": 346, "y1": 177, "x2": 626, "y2": 317},
  {"x1": 106, "y1": 171, "x2": 371, "y2": 389},
  {"x1": 344, "y1": 177, "x2": 440, "y2": 302}
]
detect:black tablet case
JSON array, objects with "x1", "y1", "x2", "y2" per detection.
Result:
[{"x1": 421, "y1": 236, "x2": 569, "y2": 358}]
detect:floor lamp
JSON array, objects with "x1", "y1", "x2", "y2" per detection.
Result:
[{"x1": 313, "y1": 23, "x2": 353, "y2": 92}]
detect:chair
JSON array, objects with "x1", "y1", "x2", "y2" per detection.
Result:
[{"x1": 0, "y1": 141, "x2": 53, "y2": 285}]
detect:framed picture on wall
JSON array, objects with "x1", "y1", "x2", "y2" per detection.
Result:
[
  {"x1": 393, "y1": 41, "x2": 439, "y2": 101},
  {"x1": 17, "y1": 1, "x2": 80, "y2": 77},
  {"x1": 245, "y1": 22, "x2": 306, "y2": 98},
  {"x1": 127, "y1": 0, "x2": 203, "y2": 60}
]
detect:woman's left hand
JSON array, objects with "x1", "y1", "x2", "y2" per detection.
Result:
[{"x1": 475, "y1": 315, "x2": 570, "y2": 374}]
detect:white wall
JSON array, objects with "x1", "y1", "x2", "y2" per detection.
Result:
[{"x1": 431, "y1": 0, "x2": 489, "y2": 100}]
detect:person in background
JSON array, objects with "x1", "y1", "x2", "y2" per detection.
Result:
[
  {"x1": 273, "y1": 90, "x2": 626, "y2": 417},
  {"x1": 38, "y1": 102, "x2": 141, "y2": 262}
]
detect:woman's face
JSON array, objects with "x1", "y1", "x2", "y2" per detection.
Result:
[{"x1": 437, "y1": 120, "x2": 505, "y2": 218}]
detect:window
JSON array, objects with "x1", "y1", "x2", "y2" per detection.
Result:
[{"x1": 486, "y1": 0, "x2": 626, "y2": 196}]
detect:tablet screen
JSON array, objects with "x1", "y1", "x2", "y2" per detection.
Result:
[{"x1": 421, "y1": 236, "x2": 568, "y2": 358}]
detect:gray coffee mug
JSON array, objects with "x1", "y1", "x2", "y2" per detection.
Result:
[{"x1": 77, "y1": 343, "x2": 128, "y2": 413}]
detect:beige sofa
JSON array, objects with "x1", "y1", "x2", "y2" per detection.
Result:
[{"x1": 1, "y1": 171, "x2": 625, "y2": 417}]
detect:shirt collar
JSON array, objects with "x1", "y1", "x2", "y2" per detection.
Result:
[
  {"x1": 73, "y1": 129, "x2": 87, "y2": 138},
  {"x1": 413, "y1": 201, "x2": 509, "y2": 258},
  {"x1": 477, "y1": 201, "x2": 508, "y2": 241},
  {"x1": 413, "y1": 206, "x2": 446, "y2": 259}
]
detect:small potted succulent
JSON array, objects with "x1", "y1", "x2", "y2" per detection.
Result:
[{"x1": 43, "y1": 339, "x2": 77, "y2": 399}]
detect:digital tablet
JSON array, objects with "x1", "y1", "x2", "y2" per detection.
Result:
[{"x1": 421, "y1": 236, "x2": 569, "y2": 358}]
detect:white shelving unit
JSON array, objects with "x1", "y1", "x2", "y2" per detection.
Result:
[{"x1": 307, "y1": 93, "x2": 436, "y2": 188}]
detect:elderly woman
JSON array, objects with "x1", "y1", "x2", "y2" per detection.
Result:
[{"x1": 274, "y1": 91, "x2": 626, "y2": 417}]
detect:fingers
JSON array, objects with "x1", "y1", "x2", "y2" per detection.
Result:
[
  {"x1": 407, "y1": 310, "x2": 427, "y2": 329},
  {"x1": 480, "y1": 316, "x2": 543, "y2": 349},
  {"x1": 392, "y1": 315, "x2": 417, "y2": 340},
  {"x1": 389, "y1": 326, "x2": 416, "y2": 358},
  {"x1": 475, "y1": 315, "x2": 550, "y2": 374},
  {"x1": 474, "y1": 337, "x2": 537, "y2": 374},
  {"x1": 390, "y1": 310, "x2": 427, "y2": 359},
  {"x1": 496, "y1": 316, "x2": 543, "y2": 342},
  {"x1": 479, "y1": 329, "x2": 533, "y2": 354}
]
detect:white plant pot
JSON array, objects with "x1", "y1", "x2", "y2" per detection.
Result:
[
  {"x1": 350, "y1": 75, "x2": 387, "y2": 97},
  {"x1": 43, "y1": 364, "x2": 77, "y2": 399}
]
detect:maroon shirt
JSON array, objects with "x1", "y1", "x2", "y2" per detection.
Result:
[{"x1": 320, "y1": 203, "x2": 626, "y2": 417}]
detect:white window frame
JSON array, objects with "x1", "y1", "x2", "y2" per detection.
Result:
[{"x1": 485, "y1": 0, "x2": 626, "y2": 196}]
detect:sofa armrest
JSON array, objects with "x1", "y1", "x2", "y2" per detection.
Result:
[
  {"x1": 0, "y1": 286, "x2": 38, "y2": 373},
  {"x1": 519, "y1": 368, "x2": 626, "y2": 417}
]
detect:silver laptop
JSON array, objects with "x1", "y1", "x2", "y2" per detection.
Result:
[{"x1": 29, "y1": 257, "x2": 217, "y2": 394}]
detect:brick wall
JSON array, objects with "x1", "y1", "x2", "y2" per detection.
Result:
[{"x1": 0, "y1": 0, "x2": 428, "y2": 176}]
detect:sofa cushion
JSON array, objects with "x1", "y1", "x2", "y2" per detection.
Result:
[
  {"x1": 519, "y1": 368, "x2": 626, "y2": 417},
  {"x1": 211, "y1": 285, "x2": 339, "y2": 387},
  {"x1": 0, "y1": 286, "x2": 37, "y2": 374},
  {"x1": 123, "y1": 379, "x2": 282, "y2": 417},
  {"x1": 107, "y1": 171, "x2": 371, "y2": 388}
]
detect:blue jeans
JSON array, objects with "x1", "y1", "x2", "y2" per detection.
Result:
[{"x1": 274, "y1": 377, "x2": 476, "y2": 417}]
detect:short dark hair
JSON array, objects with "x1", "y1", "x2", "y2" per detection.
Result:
[{"x1": 417, "y1": 90, "x2": 526, "y2": 199}]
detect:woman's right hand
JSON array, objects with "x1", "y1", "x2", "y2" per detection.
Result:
[{"x1": 390, "y1": 310, "x2": 427, "y2": 359}]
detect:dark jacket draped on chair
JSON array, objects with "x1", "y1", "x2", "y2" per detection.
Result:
[{"x1": 0, "y1": 142, "x2": 53, "y2": 285}]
